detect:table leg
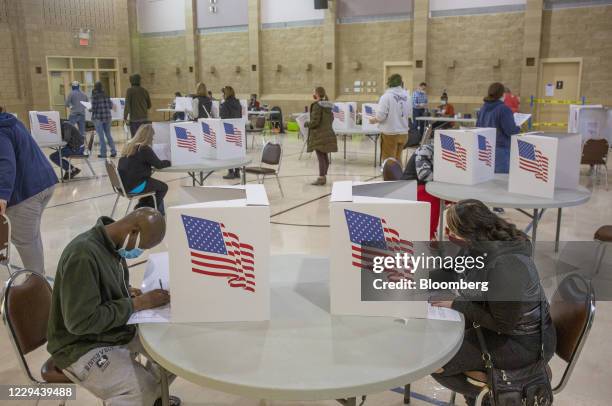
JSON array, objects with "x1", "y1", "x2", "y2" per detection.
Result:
[
  {"x1": 438, "y1": 199, "x2": 446, "y2": 241},
  {"x1": 160, "y1": 365, "x2": 170, "y2": 406},
  {"x1": 404, "y1": 383, "x2": 411, "y2": 404},
  {"x1": 199, "y1": 171, "x2": 204, "y2": 186},
  {"x1": 344, "y1": 135, "x2": 347, "y2": 160},
  {"x1": 375, "y1": 134, "x2": 380, "y2": 167},
  {"x1": 555, "y1": 208, "x2": 562, "y2": 253},
  {"x1": 189, "y1": 172, "x2": 196, "y2": 187},
  {"x1": 58, "y1": 147, "x2": 64, "y2": 182},
  {"x1": 532, "y1": 209, "x2": 539, "y2": 253},
  {"x1": 241, "y1": 166, "x2": 247, "y2": 185},
  {"x1": 336, "y1": 397, "x2": 357, "y2": 406}
]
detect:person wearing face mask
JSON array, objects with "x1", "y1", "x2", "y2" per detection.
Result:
[
  {"x1": 432, "y1": 92, "x2": 456, "y2": 131},
  {"x1": 47, "y1": 208, "x2": 182, "y2": 406},
  {"x1": 305, "y1": 86, "x2": 337, "y2": 186},
  {"x1": 476, "y1": 82, "x2": 520, "y2": 174}
]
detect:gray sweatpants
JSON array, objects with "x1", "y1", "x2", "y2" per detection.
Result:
[
  {"x1": 5, "y1": 185, "x2": 55, "y2": 274},
  {"x1": 64, "y1": 336, "x2": 174, "y2": 406}
]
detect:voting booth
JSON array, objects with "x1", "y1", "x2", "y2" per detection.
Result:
[
  {"x1": 174, "y1": 97, "x2": 194, "y2": 114},
  {"x1": 211, "y1": 100, "x2": 220, "y2": 118},
  {"x1": 110, "y1": 98, "x2": 125, "y2": 121},
  {"x1": 332, "y1": 102, "x2": 357, "y2": 131},
  {"x1": 169, "y1": 122, "x2": 202, "y2": 165},
  {"x1": 433, "y1": 128, "x2": 496, "y2": 185},
  {"x1": 361, "y1": 103, "x2": 379, "y2": 131},
  {"x1": 28, "y1": 111, "x2": 61, "y2": 144},
  {"x1": 509, "y1": 132, "x2": 581, "y2": 198},
  {"x1": 240, "y1": 99, "x2": 248, "y2": 118},
  {"x1": 568, "y1": 105, "x2": 608, "y2": 143},
  {"x1": 198, "y1": 118, "x2": 246, "y2": 160},
  {"x1": 167, "y1": 184, "x2": 270, "y2": 322},
  {"x1": 329, "y1": 181, "x2": 429, "y2": 318}
]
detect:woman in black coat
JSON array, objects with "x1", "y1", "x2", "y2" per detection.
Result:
[{"x1": 220, "y1": 86, "x2": 243, "y2": 179}]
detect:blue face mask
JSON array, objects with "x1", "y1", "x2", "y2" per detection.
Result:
[{"x1": 118, "y1": 232, "x2": 144, "y2": 259}]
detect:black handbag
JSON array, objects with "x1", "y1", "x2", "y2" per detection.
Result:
[{"x1": 473, "y1": 298, "x2": 553, "y2": 406}]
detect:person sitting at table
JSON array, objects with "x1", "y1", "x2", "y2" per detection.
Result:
[
  {"x1": 248, "y1": 93, "x2": 260, "y2": 111},
  {"x1": 49, "y1": 120, "x2": 85, "y2": 180},
  {"x1": 118, "y1": 124, "x2": 171, "y2": 215},
  {"x1": 432, "y1": 92, "x2": 456, "y2": 131},
  {"x1": 193, "y1": 82, "x2": 213, "y2": 119},
  {"x1": 429, "y1": 200, "x2": 556, "y2": 406},
  {"x1": 305, "y1": 86, "x2": 337, "y2": 186},
  {"x1": 47, "y1": 208, "x2": 181, "y2": 406},
  {"x1": 220, "y1": 86, "x2": 244, "y2": 180},
  {"x1": 369, "y1": 73, "x2": 410, "y2": 163}
]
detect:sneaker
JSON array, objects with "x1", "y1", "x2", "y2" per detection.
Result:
[
  {"x1": 223, "y1": 171, "x2": 235, "y2": 180},
  {"x1": 110, "y1": 152, "x2": 117, "y2": 158},
  {"x1": 154, "y1": 395, "x2": 181, "y2": 406},
  {"x1": 98, "y1": 154, "x2": 106, "y2": 158},
  {"x1": 492, "y1": 207, "x2": 505, "y2": 214},
  {"x1": 311, "y1": 176, "x2": 326, "y2": 186},
  {"x1": 63, "y1": 167, "x2": 81, "y2": 181}
]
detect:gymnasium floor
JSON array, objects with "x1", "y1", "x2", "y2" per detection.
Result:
[{"x1": 1, "y1": 129, "x2": 611, "y2": 405}]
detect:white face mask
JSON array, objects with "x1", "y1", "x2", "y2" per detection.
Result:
[{"x1": 441, "y1": 100, "x2": 447, "y2": 105}]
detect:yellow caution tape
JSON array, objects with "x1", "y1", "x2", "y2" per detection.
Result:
[
  {"x1": 532, "y1": 98, "x2": 582, "y2": 105},
  {"x1": 532, "y1": 122, "x2": 567, "y2": 127}
]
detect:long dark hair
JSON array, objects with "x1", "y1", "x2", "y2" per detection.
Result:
[
  {"x1": 314, "y1": 86, "x2": 328, "y2": 101},
  {"x1": 93, "y1": 81, "x2": 105, "y2": 96},
  {"x1": 484, "y1": 82, "x2": 505, "y2": 102},
  {"x1": 446, "y1": 199, "x2": 527, "y2": 242}
]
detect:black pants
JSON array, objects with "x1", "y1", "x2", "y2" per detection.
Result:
[
  {"x1": 413, "y1": 108, "x2": 426, "y2": 136},
  {"x1": 315, "y1": 150, "x2": 330, "y2": 176},
  {"x1": 134, "y1": 178, "x2": 168, "y2": 215},
  {"x1": 129, "y1": 121, "x2": 149, "y2": 137}
]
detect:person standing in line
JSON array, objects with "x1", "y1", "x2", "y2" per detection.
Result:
[
  {"x1": 306, "y1": 87, "x2": 337, "y2": 186},
  {"x1": 65, "y1": 81, "x2": 88, "y2": 136},
  {"x1": 91, "y1": 81, "x2": 117, "y2": 158},
  {"x1": 124, "y1": 73, "x2": 151, "y2": 137},
  {"x1": 193, "y1": 82, "x2": 213, "y2": 119},
  {"x1": 412, "y1": 82, "x2": 428, "y2": 136},
  {"x1": 220, "y1": 86, "x2": 243, "y2": 180},
  {"x1": 0, "y1": 112, "x2": 58, "y2": 274},
  {"x1": 503, "y1": 86, "x2": 520, "y2": 113},
  {"x1": 369, "y1": 74, "x2": 411, "y2": 163}
]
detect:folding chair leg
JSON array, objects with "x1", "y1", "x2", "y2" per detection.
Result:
[
  {"x1": 86, "y1": 159, "x2": 96, "y2": 177},
  {"x1": 125, "y1": 199, "x2": 132, "y2": 216},
  {"x1": 275, "y1": 175, "x2": 284, "y2": 197},
  {"x1": 153, "y1": 195, "x2": 158, "y2": 212},
  {"x1": 261, "y1": 175, "x2": 266, "y2": 185},
  {"x1": 449, "y1": 391, "x2": 456, "y2": 405},
  {"x1": 110, "y1": 195, "x2": 120, "y2": 218},
  {"x1": 403, "y1": 384, "x2": 411, "y2": 404}
]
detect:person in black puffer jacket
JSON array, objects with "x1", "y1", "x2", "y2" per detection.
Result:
[
  {"x1": 220, "y1": 86, "x2": 244, "y2": 180},
  {"x1": 50, "y1": 120, "x2": 85, "y2": 180},
  {"x1": 430, "y1": 199, "x2": 556, "y2": 406}
]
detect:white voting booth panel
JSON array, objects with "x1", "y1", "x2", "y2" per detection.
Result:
[
  {"x1": 198, "y1": 118, "x2": 246, "y2": 160},
  {"x1": 332, "y1": 102, "x2": 357, "y2": 131},
  {"x1": 211, "y1": 100, "x2": 220, "y2": 118},
  {"x1": 153, "y1": 122, "x2": 171, "y2": 144},
  {"x1": 175, "y1": 97, "x2": 194, "y2": 113},
  {"x1": 508, "y1": 132, "x2": 581, "y2": 199},
  {"x1": 152, "y1": 144, "x2": 171, "y2": 161},
  {"x1": 110, "y1": 98, "x2": 125, "y2": 121},
  {"x1": 167, "y1": 185, "x2": 270, "y2": 322},
  {"x1": 240, "y1": 99, "x2": 248, "y2": 119},
  {"x1": 361, "y1": 103, "x2": 379, "y2": 131},
  {"x1": 329, "y1": 181, "x2": 428, "y2": 319},
  {"x1": 28, "y1": 111, "x2": 61, "y2": 144},
  {"x1": 169, "y1": 122, "x2": 203, "y2": 165},
  {"x1": 433, "y1": 128, "x2": 496, "y2": 185},
  {"x1": 568, "y1": 105, "x2": 606, "y2": 143}
]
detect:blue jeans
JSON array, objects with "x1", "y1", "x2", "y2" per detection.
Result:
[
  {"x1": 494, "y1": 146, "x2": 510, "y2": 174},
  {"x1": 413, "y1": 108, "x2": 426, "y2": 136},
  {"x1": 94, "y1": 118, "x2": 116, "y2": 156},
  {"x1": 49, "y1": 146, "x2": 85, "y2": 171},
  {"x1": 69, "y1": 112, "x2": 86, "y2": 136}
]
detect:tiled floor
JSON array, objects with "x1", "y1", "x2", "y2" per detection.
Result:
[{"x1": 1, "y1": 129, "x2": 611, "y2": 405}]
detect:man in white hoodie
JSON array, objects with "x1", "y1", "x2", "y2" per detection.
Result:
[{"x1": 369, "y1": 74, "x2": 411, "y2": 162}]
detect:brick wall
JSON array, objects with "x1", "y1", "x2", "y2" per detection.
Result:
[{"x1": 199, "y1": 31, "x2": 250, "y2": 97}]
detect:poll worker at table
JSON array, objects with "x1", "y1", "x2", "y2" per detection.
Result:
[
  {"x1": 47, "y1": 208, "x2": 181, "y2": 406},
  {"x1": 431, "y1": 91, "x2": 455, "y2": 131},
  {"x1": 124, "y1": 73, "x2": 152, "y2": 137},
  {"x1": 220, "y1": 85, "x2": 243, "y2": 180},
  {"x1": 476, "y1": 82, "x2": 520, "y2": 174},
  {"x1": 49, "y1": 120, "x2": 84, "y2": 180},
  {"x1": 0, "y1": 112, "x2": 57, "y2": 274},
  {"x1": 305, "y1": 86, "x2": 337, "y2": 186},
  {"x1": 412, "y1": 81, "x2": 428, "y2": 136},
  {"x1": 65, "y1": 81, "x2": 89, "y2": 136},
  {"x1": 91, "y1": 81, "x2": 117, "y2": 158},
  {"x1": 369, "y1": 74, "x2": 410, "y2": 163},
  {"x1": 430, "y1": 200, "x2": 555, "y2": 406},
  {"x1": 249, "y1": 93, "x2": 261, "y2": 110},
  {"x1": 193, "y1": 82, "x2": 213, "y2": 119},
  {"x1": 118, "y1": 124, "x2": 171, "y2": 215}
]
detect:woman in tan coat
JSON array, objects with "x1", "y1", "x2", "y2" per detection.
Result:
[{"x1": 306, "y1": 87, "x2": 338, "y2": 185}]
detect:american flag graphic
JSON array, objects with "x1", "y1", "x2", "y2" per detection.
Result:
[
  {"x1": 344, "y1": 209, "x2": 413, "y2": 277},
  {"x1": 202, "y1": 122, "x2": 217, "y2": 148},
  {"x1": 364, "y1": 105, "x2": 375, "y2": 120},
  {"x1": 349, "y1": 104, "x2": 356, "y2": 121},
  {"x1": 477, "y1": 134, "x2": 493, "y2": 167},
  {"x1": 175, "y1": 126, "x2": 197, "y2": 153},
  {"x1": 518, "y1": 140, "x2": 549, "y2": 182},
  {"x1": 223, "y1": 123, "x2": 243, "y2": 147},
  {"x1": 333, "y1": 105, "x2": 345, "y2": 122},
  {"x1": 37, "y1": 114, "x2": 57, "y2": 134},
  {"x1": 182, "y1": 215, "x2": 255, "y2": 293},
  {"x1": 440, "y1": 134, "x2": 467, "y2": 170},
  {"x1": 120, "y1": 99, "x2": 125, "y2": 107}
]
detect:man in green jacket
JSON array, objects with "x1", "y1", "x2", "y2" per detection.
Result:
[
  {"x1": 47, "y1": 208, "x2": 178, "y2": 405},
  {"x1": 124, "y1": 73, "x2": 152, "y2": 137}
]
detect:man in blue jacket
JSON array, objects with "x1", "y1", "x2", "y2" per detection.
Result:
[
  {"x1": 476, "y1": 82, "x2": 521, "y2": 173},
  {"x1": 0, "y1": 112, "x2": 58, "y2": 274}
]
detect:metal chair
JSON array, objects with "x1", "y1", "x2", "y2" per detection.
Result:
[
  {"x1": 0, "y1": 214, "x2": 14, "y2": 275},
  {"x1": 381, "y1": 157, "x2": 403, "y2": 181},
  {"x1": 246, "y1": 116, "x2": 267, "y2": 149},
  {"x1": 2, "y1": 270, "x2": 73, "y2": 405},
  {"x1": 446, "y1": 273, "x2": 595, "y2": 405},
  {"x1": 105, "y1": 159, "x2": 157, "y2": 218},
  {"x1": 581, "y1": 139, "x2": 608, "y2": 189},
  {"x1": 66, "y1": 131, "x2": 97, "y2": 181},
  {"x1": 245, "y1": 142, "x2": 284, "y2": 197}
]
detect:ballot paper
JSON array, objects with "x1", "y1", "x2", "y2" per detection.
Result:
[
  {"x1": 427, "y1": 303, "x2": 462, "y2": 322},
  {"x1": 127, "y1": 252, "x2": 171, "y2": 325},
  {"x1": 514, "y1": 113, "x2": 531, "y2": 127},
  {"x1": 80, "y1": 101, "x2": 92, "y2": 110}
]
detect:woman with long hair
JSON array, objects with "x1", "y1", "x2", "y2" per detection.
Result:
[
  {"x1": 430, "y1": 199, "x2": 556, "y2": 405},
  {"x1": 220, "y1": 86, "x2": 243, "y2": 179},
  {"x1": 306, "y1": 86, "x2": 337, "y2": 185},
  {"x1": 118, "y1": 124, "x2": 171, "y2": 215},
  {"x1": 194, "y1": 82, "x2": 213, "y2": 119},
  {"x1": 91, "y1": 81, "x2": 116, "y2": 158}
]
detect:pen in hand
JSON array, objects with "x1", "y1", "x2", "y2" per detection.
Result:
[{"x1": 159, "y1": 279, "x2": 164, "y2": 291}]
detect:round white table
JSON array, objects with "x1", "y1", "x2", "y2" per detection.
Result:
[
  {"x1": 426, "y1": 174, "x2": 591, "y2": 251},
  {"x1": 159, "y1": 157, "x2": 252, "y2": 186},
  {"x1": 139, "y1": 255, "x2": 464, "y2": 405},
  {"x1": 334, "y1": 128, "x2": 382, "y2": 167}
]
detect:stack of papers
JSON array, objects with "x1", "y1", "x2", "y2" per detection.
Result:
[
  {"x1": 127, "y1": 252, "x2": 171, "y2": 325},
  {"x1": 514, "y1": 113, "x2": 531, "y2": 127},
  {"x1": 426, "y1": 303, "x2": 462, "y2": 322}
]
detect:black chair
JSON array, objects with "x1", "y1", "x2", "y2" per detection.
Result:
[
  {"x1": 245, "y1": 142, "x2": 284, "y2": 196},
  {"x1": 270, "y1": 106, "x2": 284, "y2": 134}
]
